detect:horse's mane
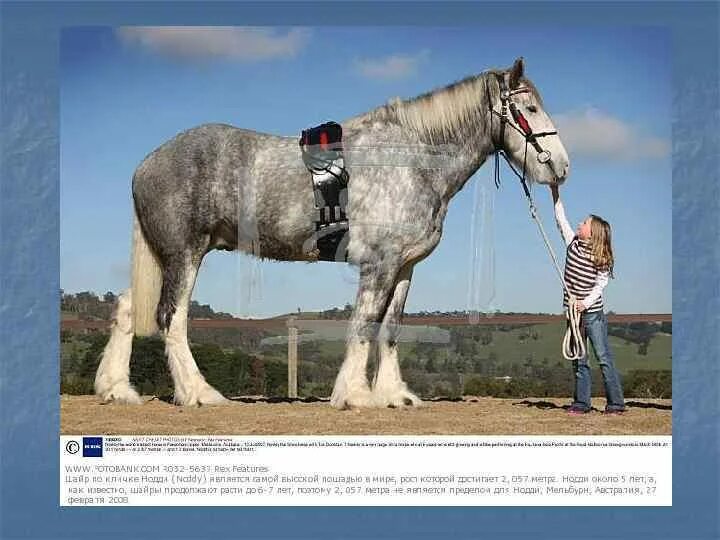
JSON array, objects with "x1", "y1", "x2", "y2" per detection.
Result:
[{"x1": 348, "y1": 69, "x2": 543, "y2": 144}]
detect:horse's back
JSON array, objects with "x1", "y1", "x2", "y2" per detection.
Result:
[{"x1": 132, "y1": 122, "x2": 276, "y2": 202}]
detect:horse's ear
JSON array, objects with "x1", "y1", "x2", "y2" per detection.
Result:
[{"x1": 508, "y1": 57, "x2": 525, "y2": 89}]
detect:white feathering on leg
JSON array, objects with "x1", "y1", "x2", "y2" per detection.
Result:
[{"x1": 94, "y1": 291, "x2": 143, "y2": 404}]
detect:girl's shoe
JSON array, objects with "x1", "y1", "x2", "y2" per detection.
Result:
[
  {"x1": 567, "y1": 407, "x2": 589, "y2": 416},
  {"x1": 602, "y1": 409, "x2": 625, "y2": 416}
]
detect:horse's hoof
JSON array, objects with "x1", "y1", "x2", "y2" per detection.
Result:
[
  {"x1": 174, "y1": 384, "x2": 228, "y2": 406},
  {"x1": 373, "y1": 387, "x2": 423, "y2": 408},
  {"x1": 331, "y1": 388, "x2": 375, "y2": 409},
  {"x1": 197, "y1": 385, "x2": 228, "y2": 406},
  {"x1": 97, "y1": 384, "x2": 143, "y2": 405}
]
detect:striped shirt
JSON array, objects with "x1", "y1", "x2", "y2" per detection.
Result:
[{"x1": 554, "y1": 201, "x2": 609, "y2": 313}]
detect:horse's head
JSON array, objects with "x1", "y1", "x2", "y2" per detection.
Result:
[{"x1": 488, "y1": 58, "x2": 569, "y2": 185}]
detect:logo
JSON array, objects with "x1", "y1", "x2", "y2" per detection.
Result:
[
  {"x1": 82, "y1": 437, "x2": 103, "y2": 457},
  {"x1": 65, "y1": 440, "x2": 80, "y2": 454}
]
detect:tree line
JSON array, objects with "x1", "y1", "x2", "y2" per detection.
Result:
[
  {"x1": 61, "y1": 290, "x2": 234, "y2": 321},
  {"x1": 62, "y1": 331, "x2": 671, "y2": 400},
  {"x1": 60, "y1": 292, "x2": 671, "y2": 399}
]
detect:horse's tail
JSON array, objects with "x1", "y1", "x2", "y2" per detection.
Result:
[{"x1": 131, "y1": 209, "x2": 162, "y2": 336}]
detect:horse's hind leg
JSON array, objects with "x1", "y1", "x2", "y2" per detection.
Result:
[
  {"x1": 372, "y1": 264, "x2": 422, "y2": 408},
  {"x1": 94, "y1": 291, "x2": 143, "y2": 404},
  {"x1": 159, "y1": 252, "x2": 227, "y2": 406}
]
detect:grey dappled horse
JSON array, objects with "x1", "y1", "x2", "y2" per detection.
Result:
[{"x1": 95, "y1": 58, "x2": 569, "y2": 409}]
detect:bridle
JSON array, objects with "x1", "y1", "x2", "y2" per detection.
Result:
[
  {"x1": 483, "y1": 73, "x2": 585, "y2": 361},
  {"x1": 486, "y1": 73, "x2": 560, "y2": 195}
]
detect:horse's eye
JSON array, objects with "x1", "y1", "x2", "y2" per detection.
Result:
[{"x1": 527, "y1": 105, "x2": 538, "y2": 113}]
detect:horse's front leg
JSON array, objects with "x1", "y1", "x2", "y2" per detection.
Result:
[
  {"x1": 330, "y1": 261, "x2": 400, "y2": 409},
  {"x1": 372, "y1": 263, "x2": 422, "y2": 407}
]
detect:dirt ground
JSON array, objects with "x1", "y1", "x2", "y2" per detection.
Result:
[{"x1": 60, "y1": 395, "x2": 671, "y2": 436}]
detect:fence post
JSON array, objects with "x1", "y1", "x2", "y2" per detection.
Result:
[{"x1": 287, "y1": 317, "x2": 298, "y2": 398}]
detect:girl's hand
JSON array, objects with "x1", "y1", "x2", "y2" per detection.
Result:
[{"x1": 575, "y1": 302, "x2": 587, "y2": 314}]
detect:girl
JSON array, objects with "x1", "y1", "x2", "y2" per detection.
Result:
[{"x1": 550, "y1": 184, "x2": 626, "y2": 415}]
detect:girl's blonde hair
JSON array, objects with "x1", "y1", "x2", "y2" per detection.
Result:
[{"x1": 589, "y1": 214, "x2": 614, "y2": 277}]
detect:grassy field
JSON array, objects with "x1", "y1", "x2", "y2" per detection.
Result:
[
  {"x1": 463, "y1": 323, "x2": 671, "y2": 374},
  {"x1": 292, "y1": 322, "x2": 672, "y2": 375}
]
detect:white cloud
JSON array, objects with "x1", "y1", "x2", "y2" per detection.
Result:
[
  {"x1": 553, "y1": 108, "x2": 669, "y2": 161},
  {"x1": 116, "y1": 26, "x2": 310, "y2": 62},
  {"x1": 354, "y1": 49, "x2": 430, "y2": 81}
]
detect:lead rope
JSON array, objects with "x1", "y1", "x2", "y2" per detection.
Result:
[{"x1": 496, "y1": 149, "x2": 586, "y2": 361}]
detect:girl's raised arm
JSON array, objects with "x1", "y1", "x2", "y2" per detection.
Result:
[{"x1": 550, "y1": 185, "x2": 575, "y2": 246}]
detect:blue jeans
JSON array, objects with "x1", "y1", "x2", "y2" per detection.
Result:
[{"x1": 571, "y1": 310, "x2": 626, "y2": 412}]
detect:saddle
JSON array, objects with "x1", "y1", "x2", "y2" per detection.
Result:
[{"x1": 299, "y1": 121, "x2": 350, "y2": 261}]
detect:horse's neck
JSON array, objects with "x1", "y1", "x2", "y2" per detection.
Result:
[
  {"x1": 401, "y1": 102, "x2": 495, "y2": 199},
  {"x1": 345, "y1": 94, "x2": 496, "y2": 199},
  {"x1": 437, "y1": 131, "x2": 495, "y2": 200}
]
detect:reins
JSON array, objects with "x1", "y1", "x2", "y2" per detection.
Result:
[
  {"x1": 494, "y1": 151, "x2": 586, "y2": 361},
  {"x1": 486, "y1": 75, "x2": 586, "y2": 361}
]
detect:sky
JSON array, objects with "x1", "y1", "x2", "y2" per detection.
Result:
[{"x1": 60, "y1": 26, "x2": 671, "y2": 317}]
